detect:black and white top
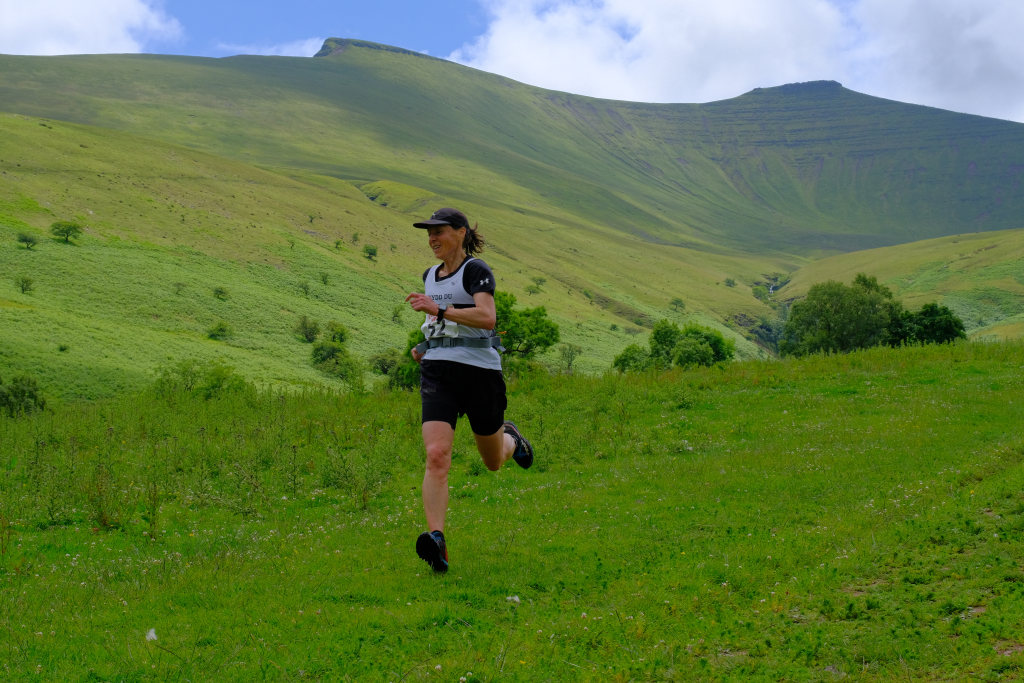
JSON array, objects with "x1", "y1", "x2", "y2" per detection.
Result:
[{"x1": 420, "y1": 258, "x2": 501, "y2": 370}]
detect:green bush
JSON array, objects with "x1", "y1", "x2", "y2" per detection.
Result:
[
  {"x1": 294, "y1": 315, "x2": 320, "y2": 343},
  {"x1": 312, "y1": 340, "x2": 364, "y2": 390},
  {"x1": 673, "y1": 336, "x2": 715, "y2": 368},
  {"x1": 207, "y1": 321, "x2": 233, "y2": 340},
  {"x1": 613, "y1": 320, "x2": 734, "y2": 372},
  {"x1": 612, "y1": 343, "x2": 649, "y2": 373},
  {"x1": 385, "y1": 329, "x2": 425, "y2": 391},
  {"x1": 153, "y1": 359, "x2": 250, "y2": 400},
  {"x1": 369, "y1": 349, "x2": 401, "y2": 376},
  {"x1": 0, "y1": 374, "x2": 47, "y2": 417},
  {"x1": 324, "y1": 321, "x2": 349, "y2": 344}
]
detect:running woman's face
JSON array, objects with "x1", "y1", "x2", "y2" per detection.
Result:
[{"x1": 426, "y1": 224, "x2": 465, "y2": 261}]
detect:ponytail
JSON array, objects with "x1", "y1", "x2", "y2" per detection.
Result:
[{"x1": 463, "y1": 222, "x2": 486, "y2": 256}]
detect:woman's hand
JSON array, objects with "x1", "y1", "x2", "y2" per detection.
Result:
[{"x1": 405, "y1": 292, "x2": 437, "y2": 315}]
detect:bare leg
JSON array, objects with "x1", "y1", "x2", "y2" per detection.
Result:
[
  {"x1": 422, "y1": 420, "x2": 456, "y2": 532},
  {"x1": 474, "y1": 426, "x2": 516, "y2": 472}
]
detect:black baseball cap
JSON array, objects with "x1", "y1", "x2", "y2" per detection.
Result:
[{"x1": 413, "y1": 207, "x2": 469, "y2": 229}]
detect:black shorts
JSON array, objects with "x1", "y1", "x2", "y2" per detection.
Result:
[{"x1": 420, "y1": 360, "x2": 507, "y2": 435}]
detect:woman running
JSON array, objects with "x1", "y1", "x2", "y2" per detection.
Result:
[{"x1": 404, "y1": 207, "x2": 533, "y2": 573}]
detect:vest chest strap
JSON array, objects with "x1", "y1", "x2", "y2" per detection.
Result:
[{"x1": 414, "y1": 336, "x2": 505, "y2": 355}]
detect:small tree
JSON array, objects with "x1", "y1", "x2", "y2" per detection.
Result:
[
  {"x1": 363, "y1": 244, "x2": 378, "y2": 261},
  {"x1": 50, "y1": 221, "x2": 83, "y2": 243},
  {"x1": 670, "y1": 297, "x2": 686, "y2": 313},
  {"x1": 612, "y1": 344, "x2": 649, "y2": 373},
  {"x1": 907, "y1": 303, "x2": 966, "y2": 345},
  {"x1": 212, "y1": 286, "x2": 229, "y2": 300},
  {"x1": 648, "y1": 319, "x2": 683, "y2": 369},
  {"x1": 495, "y1": 291, "x2": 560, "y2": 359},
  {"x1": 15, "y1": 276, "x2": 34, "y2": 294},
  {"x1": 558, "y1": 343, "x2": 583, "y2": 374},
  {"x1": 294, "y1": 316, "x2": 320, "y2": 343},
  {"x1": 16, "y1": 233, "x2": 38, "y2": 250}
]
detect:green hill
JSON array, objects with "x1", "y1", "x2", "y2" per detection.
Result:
[
  {"x1": 781, "y1": 227, "x2": 1024, "y2": 340},
  {"x1": 2, "y1": 39, "x2": 1023, "y2": 398}
]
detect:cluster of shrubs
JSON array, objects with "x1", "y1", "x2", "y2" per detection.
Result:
[
  {"x1": 294, "y1": 316, "x2": 363, "y2": 389},
  {"x1": 0, "y1": 374, "x2": 47, "y2": 417},
  {"x1": 152, "y1": 358, "x2": 251, "y2": 401},
  {"x1": 780, "y1": 274, "x2": 965, "y2": 356},
  {"x1": 613, "y1": 320, "x2": 735, "y2": 372}
]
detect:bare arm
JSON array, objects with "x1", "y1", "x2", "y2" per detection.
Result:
[
  {"x1": 404, "y1": 291, "x2": 496, "y2": 330},
  {"x1": 405, "y1": 291, "x2": 496, "y2": 363}
]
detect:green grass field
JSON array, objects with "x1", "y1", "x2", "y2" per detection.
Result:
[
  {"x1": 3, "y1": 341, "x2": 1023, "y2": 680},
  {"x1": 3, "y1": 41, "x2": 1024, "y2": 681}
]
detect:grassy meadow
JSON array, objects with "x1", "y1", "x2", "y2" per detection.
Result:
[{"x1": 2, "y1": 341, "x2": 1023, "y2": 680}]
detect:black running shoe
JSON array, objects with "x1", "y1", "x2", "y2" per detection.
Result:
[
  {"x1": 416, "y1": 530, "x2": 449, "y2": 573},
  {"x1": 504, "y1": 421, "x2": 533, "y2": 469}
]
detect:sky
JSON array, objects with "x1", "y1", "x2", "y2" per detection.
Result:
[{"x1": 2, "y1": 0, "x2": 1023, "y2": 124}]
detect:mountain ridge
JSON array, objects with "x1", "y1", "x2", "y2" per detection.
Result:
[{"x1": 2, "y1": 40, "x2": 1022, "y2": 256}]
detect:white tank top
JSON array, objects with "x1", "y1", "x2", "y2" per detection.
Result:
[{"x1": 420, "y1": 258, "x2": 502, "y2": 370}]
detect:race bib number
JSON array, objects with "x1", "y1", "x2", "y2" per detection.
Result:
[{"x1": 421, "y1": 315, "x2": 460, "y2": 340}]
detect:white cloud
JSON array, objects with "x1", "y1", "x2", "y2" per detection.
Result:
[
  {"x1": 847, "y1": 0, "x2": 1024, "y2": 121},
  {"x1": 451, "y1": 0, "x2": 847, "y2": 103},
  {"x1": 452, "y1": 0, "x2": 1024, "y2": 122},
  {"x1": 0, "y1": 0, "x2": 181, "y2": 55},
  {"x1": 215, "y1": 37, "x2": 324, "y2": 58}
]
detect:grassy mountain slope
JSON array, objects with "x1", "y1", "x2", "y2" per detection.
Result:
[
  {"x1": 782, "y1": 228, "x2": 1024, "y2": 340},
  {"x1": 0, "y1": 113, "x2": 775, "y2": 399},
  {"x1": 2, "y1": 40, "x2": 1024, "y2": 397},
  {"x1": 2, "y1": 41, "x2": 1023, "y2": 254}
]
